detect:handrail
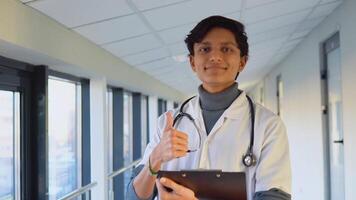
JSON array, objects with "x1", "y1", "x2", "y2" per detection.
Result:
[
  {"x1": 108, "y1": 158, "x2": 142, "y2": 180},
  {"x1": 58, "y1": 182, "x2": 97, "y2": 200}
]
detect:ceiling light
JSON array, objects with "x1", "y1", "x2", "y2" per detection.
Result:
[{"x1": 172, "y1": 54, "x2": 188, "y2": 63}]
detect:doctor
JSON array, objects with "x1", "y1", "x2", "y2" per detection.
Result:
[{"x1": 127, "y1": 15, "x2": 291, "y2": 200}]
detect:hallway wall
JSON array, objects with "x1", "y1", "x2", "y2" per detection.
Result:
[{"x1": 259, "y1": 0, "x2": 356, "y2": 199}]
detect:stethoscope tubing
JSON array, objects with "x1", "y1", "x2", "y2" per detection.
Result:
[{"x1": 173, "y1": 94, "x2": 256, "y2": 167}]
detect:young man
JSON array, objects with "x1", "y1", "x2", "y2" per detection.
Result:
[{"x1": 127, "y1": 15, "x2": 291, "y2": 200}]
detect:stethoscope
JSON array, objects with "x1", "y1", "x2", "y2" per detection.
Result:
[{"x1": 172, "y1": 94, "x2": 257, "y2": 168}]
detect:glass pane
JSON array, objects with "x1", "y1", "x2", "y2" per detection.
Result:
[
  {"x1": 123, "y1": 92, "x2": 133, "y2": 199},
  {"x1": 48, "y1": 79, "x2": 80, "y2": 199},
  {"x1": 106, "y1": 90, "x2": 114, "y2": 200},
  {"x1": 141, "y1": 96, "x2": 147, "y2": 154},
  {"x1": 107, "y1": 90, "x2": 113, "y2": 172},
  {"x1": 0, "y1": 91, "x2": 14, "y2": 199}
]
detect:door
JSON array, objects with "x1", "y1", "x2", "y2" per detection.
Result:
[{"x1": 321, "y1": 32, "x2": 345, "y2": 200}]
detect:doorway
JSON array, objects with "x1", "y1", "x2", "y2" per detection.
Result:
[{"x1": 320, "y1": 32, "x2": 345, "y2": 200}]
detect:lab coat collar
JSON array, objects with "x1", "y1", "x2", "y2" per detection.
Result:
[
  {"x1": 223, "y1": 91, "x2": 250, "y2": 120},
  {"x1": 187, "y1": 91, "x2": 250, "y2": 121}
]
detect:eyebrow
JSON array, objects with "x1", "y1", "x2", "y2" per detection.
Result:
[
  {"x1": 222, "y1": 42, "x2": 238, "y2": 46},
  {"x1": 197, "y1": 41, "x2": 238, "y2": 46}
]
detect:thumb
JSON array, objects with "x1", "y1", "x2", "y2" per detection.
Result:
[{"x1": 164, "y1": 111, "x2": 174, "y2": 132}]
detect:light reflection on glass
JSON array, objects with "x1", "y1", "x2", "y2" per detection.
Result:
[
  {"x1": 0, "y1": 91, "x2": 14, "y2": 199},
  {"x1": 123, "y1": 93, "x2": 133, "y2": 200},
  {"x1": 48, "y1": 79, "x2": 80, "y2": 200}
]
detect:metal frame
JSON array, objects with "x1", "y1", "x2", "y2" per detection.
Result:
[
  {"x1": 107, "y1": 159, "x2": 142, "y2": 180},
  {"x1": 81, "y1": 79, "x2": 91, "y2": 193},
  {"x1": 132, "y1": 92, "x2": 142, "y2": 160},
  {"x1": 146, "y1": 96, "x2": 150, "y2": 144},
  {"x1": 112, "y1": 88, "x2": 125, "y2": 200},
  {"x1": 57, "y1": 182, "x2": 97, "y2": 200},
  {"x1": 141, "y1": 95, "x2": 148, "y2": 151}
]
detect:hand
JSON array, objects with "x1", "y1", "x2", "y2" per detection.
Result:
[
  {"x1": 156, "y1": 177, "x2": 198, "y2": 200},
  {"x1": 150, "y1": 112, "x2": 189, "y2": 170}
]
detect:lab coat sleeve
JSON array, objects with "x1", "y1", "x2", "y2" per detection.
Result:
[{"x1": 254, "y1": 115, "x2": 292, "y2": 195}]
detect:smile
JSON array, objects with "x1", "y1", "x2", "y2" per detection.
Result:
[{"x1": 204, "y1": 66, "x2": 227, "y2": 70}]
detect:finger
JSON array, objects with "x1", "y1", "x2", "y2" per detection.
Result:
[
  {"x1": 173, "y1": 130, "x2": 189, "y2": 140},
  {"x1": 160, "y1": 177, "x2": 186, "y2": 195},
  {"x1": 157, "y1": 179, "x2": 180, "y2": 200},
  {"x1": 173, "y1": 150, "x2": 188, "y2": 158},
  {"x1": 172, "y1": 136, "x2": 188, "y2": 147},
  {"x1": 164, "y1": 112, "x2": 174, "y2": 132},
  {"x1": 171, "y1": 143, "x2": 188, "y2": 153},
  {"x1": 156, "y1": 179, "x2": 166, "y2": 192},
  {"x1": 161, "y1": 178, "x2": 195, "y2": 197},
  {"x1": 156, "y1": 179, "x2": 169, "y2": 199}
]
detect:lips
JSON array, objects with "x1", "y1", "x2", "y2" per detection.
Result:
[{"x1": 204, "y1": 65, "x2": 227, "y2": 70}]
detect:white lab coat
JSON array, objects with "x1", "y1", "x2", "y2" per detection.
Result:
[{"x1": 139, "y1": 91, "x2": 291, "y2": 200}]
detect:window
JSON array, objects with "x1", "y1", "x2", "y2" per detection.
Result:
[
  {"x1": 48, "y1": 77, "x2": 82, "y2": 199},
  {"x1": 0, "y1": 91, "x2": 20, "y2": 200},
  {"x1": 157, "y1": 98, "x2": 167, "y2": 116},
  {"x1": 123, "y1": 92, "x2": 133, "y2": 199}
]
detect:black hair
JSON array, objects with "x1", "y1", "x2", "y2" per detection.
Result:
[{"x1": 184, "y1": 15, "x2": 249, "y2": 58}]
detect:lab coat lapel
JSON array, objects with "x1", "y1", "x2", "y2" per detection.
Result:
[{"x1": 207, "y1": 92, "x2": 249, "y2": 137}]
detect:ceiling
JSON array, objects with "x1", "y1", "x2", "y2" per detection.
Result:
[{"x1": 19, "y1": 0, "x2": 343, "y2": 95}]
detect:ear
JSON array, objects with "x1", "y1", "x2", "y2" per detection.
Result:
[
  {"x1": 189, "y1": 55, "x2": 197, "y2": 72},
  {"x1": 238, "y1": 56, "x2": 248, "y2": 72}
]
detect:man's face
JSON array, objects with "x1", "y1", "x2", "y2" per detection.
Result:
[{"x1": 189, "y1": 27, "x2": 247, "y2": 93}]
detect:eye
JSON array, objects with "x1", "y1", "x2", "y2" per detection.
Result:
[
  {"x1": 222, "y1": 47, "x2": 233, "y2": 53},
  {"x1": 199, "y1": 46, "x2": 210, "y2": 53}
]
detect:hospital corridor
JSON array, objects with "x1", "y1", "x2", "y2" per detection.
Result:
[{"x1": 0, "y1": 0, "x2": 356, "y2": 199}]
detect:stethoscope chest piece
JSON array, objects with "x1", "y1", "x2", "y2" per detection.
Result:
[{"x1": 243, "y1": 152, "x2": 257, "y2": 167}]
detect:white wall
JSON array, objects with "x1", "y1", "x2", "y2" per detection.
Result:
[
  {"x1": 90, "y1": 77, "x2": 109, "y2": 200},
  {"x1": 259, "y1": 0, "x2": 356, "y2": 199},
  {"x1": 246, "y1": 81, "x2": 265, "y2": 106},
  {"x1": 148, "y1": 96, "x2": 158, "y2": 142}
]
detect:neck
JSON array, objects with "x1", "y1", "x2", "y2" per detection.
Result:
[
  {"x1": 202, "y1": 82, "x2": 236, "y2": 93},
  {"x1": 198, "y1": 82, "x2": 240, "y2": 111}
]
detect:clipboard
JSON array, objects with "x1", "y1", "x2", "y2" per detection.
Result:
[{"x1": 157, "y1": 170, "x2": 247, "y2": 200}]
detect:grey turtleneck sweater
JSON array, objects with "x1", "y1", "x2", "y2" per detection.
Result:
[
  {"x1": 125, "y1": 82, "x2": 291, "y2": 200},
  {"x1": 198, "y1": 82, "x2": 241, "y2": 135}
]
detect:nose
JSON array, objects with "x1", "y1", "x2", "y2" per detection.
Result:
[{"x1": 209, "y1": 49, "x2": 223, "y2": 63}]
